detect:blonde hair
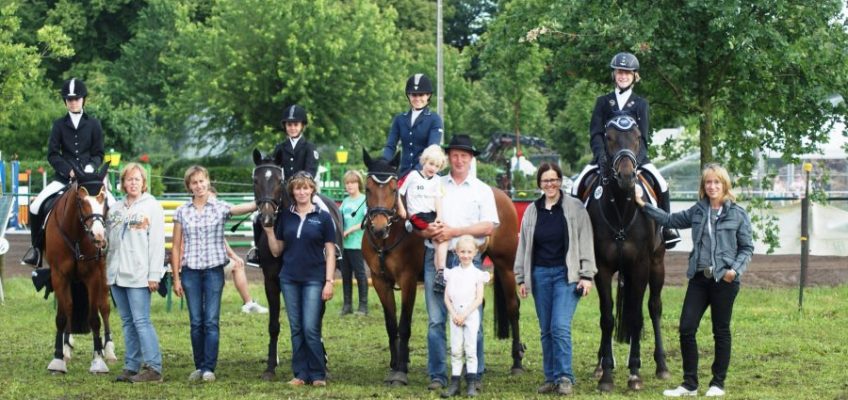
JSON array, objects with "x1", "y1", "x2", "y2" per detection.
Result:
[
  {"x1": 183, "y1": 165, "x2": 209, "y2": 193},
  {"x1": 455, "y1": 234, "x2": 478, "y2": 253},
  {"x1": 287, "y1": 172, "x2": 317, "y2": 198},
  {"x1": 698, "y1": 163, "x2": 736, "y2": 202},
  {"x1": 419, "y1": 144, "x2": 447, "y2": 170},
  {"x1": 119, "y1": 162, "x2": 148, "y2": 193},
  {"x1": 343, "y1": 170, "x2": 365, "y2": 192}
]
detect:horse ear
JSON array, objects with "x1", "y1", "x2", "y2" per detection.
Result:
[
  {"x1": 96, "y1": 162, "x2": 110, "y2": 180},
  {"x1": 252, "y1": 148, "x2": 262, "y2": 166},
  {"x1": 273, "y1": 146, "x2": 284, "y2": 166},
  {"x1": 390, "y1": 152, "x2": 401, "y2": 169},
  {"x1": 362, "y1": 149, "x2": 373, "y2": 168}
]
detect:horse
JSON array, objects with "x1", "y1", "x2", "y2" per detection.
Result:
[
  {"x1": 575, "y1": 114, "x2": 670, "y2": 392},
  {"x1": 361, "y1": 149, "x2": 525, "y2": 386},
  {"x1": 250, "y1": 148, "x2": 345, "y2": 381},
  {"x1": 44, "y1": 163, "x2": 116, "y2": 374}
]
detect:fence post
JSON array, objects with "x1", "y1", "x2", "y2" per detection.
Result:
[{"x1": 799, "y1": 162, "x2": 812, "y2": 311}]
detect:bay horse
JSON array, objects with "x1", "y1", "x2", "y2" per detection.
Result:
[
  {"x1": 250, "y1": 148, "x2": 344, "y2": 380},
  {"x1": 575, "y1": 114, "x2": 670, "y2": 392},
  {"x1": 361, "y1": 149, "x2": 525, "y2": 386},
  {"x1": 45, "y1": 164, "x2": 115, "y2": 374}
]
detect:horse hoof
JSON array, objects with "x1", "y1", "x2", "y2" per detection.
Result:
[
  {"x1": 47, "y1": 358, "x2": 67, "y2": 374},
  {"x1": 593, "y1": 365, "x2": 604, "y2": 380},
  {"x1": 103, "y1": 341, "x2": 118, "y2": 363},
  {"x1": 598, "y1": 381, "x2": 614, "y2": 393},
  {"x1": 89, "y1": 357, "x2": 109, "y2": 374},
  {"x1": 510, "y1": 367, "x2": 525, "y2": 376},
  {"x1": 260, "y1": 371, "x2": 276, "y2": 381},
  {"x1": 627, "y1": 375, "x2": 643, "y2": 391},
  {"x1": 383, "y1": 371, "x2": 408, "y2": 386},
  {"x1": 656, "y1": 370, "x2": 672, "y2": 380}
]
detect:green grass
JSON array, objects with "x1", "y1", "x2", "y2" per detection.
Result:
[{"x1": 0, "y1": 277, "x2": 846, "y2": 399}]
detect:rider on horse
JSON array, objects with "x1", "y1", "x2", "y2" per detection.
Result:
[
  {"x1": 382, "y1": 73, "x2": 444, "y2": 179},
  {"x1": 572, "y1": 52, "x2": 680, "y2": 248},
  {"x1": 23, "y1": 78, "x2": 106, "y2": 267}
]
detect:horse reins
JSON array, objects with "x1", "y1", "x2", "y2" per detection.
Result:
[{"x1": 56, "y1": 181, "x2": 107, "y2": 262}]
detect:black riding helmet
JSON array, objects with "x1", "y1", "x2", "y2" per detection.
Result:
[
  {"x1": 280, "y1": 104, "x2": 308, "y2": 126},
  {"x1": 60, "y1": 78, "x2": 88, "y2": 101},
  {"x1": 609, "y1": 52, "x2": 639, "y2": 71},
  {"x1": 405, "y1": 73, "x2": 433, "y2": 94}
]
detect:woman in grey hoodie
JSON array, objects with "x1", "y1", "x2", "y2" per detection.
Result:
[{"x1": 106, "y1": 162, "x2": 166, "y2": 383}]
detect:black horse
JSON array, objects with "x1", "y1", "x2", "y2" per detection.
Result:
[
  {"x1": 250, "y1": 148, "x2": 344, "y2": 380},
  {"x1": 575, "y1": 115, "x2": 670, "y2": 392}
]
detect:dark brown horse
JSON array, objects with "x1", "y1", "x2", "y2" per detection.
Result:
[
  {"x1": 45, "y1": 164, "x2": 115, "y2": 374},
  {"x1": 361, "y1": 150, "x2": 525, "y2": 386},
  {"x1": 577, "y1": 115, "x2": 670, "y2": 392},
  {"x1": 250, "y1": 148, "x2": 344, "y2": 380}
]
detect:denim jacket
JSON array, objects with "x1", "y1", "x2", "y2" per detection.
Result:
[{"x1": 642, "y1": 198, "x2": 753, "y2": 282}]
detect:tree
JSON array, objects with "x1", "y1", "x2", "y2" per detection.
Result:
[
  {"x1": 444, "y1": 0, "x2": 497, "y2": 51},
  {"x1": 164, "y1": 0, "x2": 404, "y2": 153}
]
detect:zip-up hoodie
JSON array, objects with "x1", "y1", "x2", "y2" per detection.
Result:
[{"x1": 106, "y1": 192, "x2": 166, "y2": 287}]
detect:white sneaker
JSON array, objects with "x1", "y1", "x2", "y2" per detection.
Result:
[
  {"x1": 202, "y1": 371, "x2": 216, "y2": 382},
  {"x1": 188, "y1": 369, "x2": 203, "y2": 382},
  {"x1": 663, "y1": 386, "x2": 697, "y2": 397},
  {"x1": 705, "y1": 386, "x2": 725, "y2": 397},
  {"x1": 241, "y1": 301, "x2": 268, "y2": 314}
]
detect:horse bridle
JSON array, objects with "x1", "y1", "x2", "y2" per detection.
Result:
[
  {"x1": 77, "y1": 184, "x2": 107, "y2": 235},
  {"x1": 253, "y1": 164, "x2": 285, "y2": 214},
  {"x1": 365, "y1": 171, "x2": 400, "y2": 237},
  {"x1": 58, "y1": 181, "x2": 108, "y2": 261}
]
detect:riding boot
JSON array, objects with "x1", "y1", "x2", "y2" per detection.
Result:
[
  {"x1": 659, "y1": 189, "x2": 681, "y2": 249},
  {"x1": 247, "y1": 220, "x2": 261, "y2": 266},
  {"x1": 441, "y1": 375, "x2": 461, "y2": 398},
  {"x1": 466, "y1": 373, "x2": 478, "y2": 397},
  {"x1": 22, "y1": 211, "x2": 42, "y2": 266}
]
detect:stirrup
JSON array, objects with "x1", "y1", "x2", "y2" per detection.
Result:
[
  {"x1": 245, "y1": 247, "x2": 260, "y2": 268},
  {"x1": 21, "y1": 247, "x2": 40, "y2": 267},
  {"x1": 663, "y1": 228, "x2": 681, "y2": 250}
]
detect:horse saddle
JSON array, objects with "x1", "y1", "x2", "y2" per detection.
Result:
[{"x1": 575, "y1": 167, "x2": 659, "y2": 207}]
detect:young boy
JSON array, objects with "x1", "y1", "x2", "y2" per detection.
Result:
[
  {"x1": 397, "y1": 144, "x2": 449, "y2": 292},
  {"x1": 442, "y1": 235, "x2": 490, "y2": 397}
]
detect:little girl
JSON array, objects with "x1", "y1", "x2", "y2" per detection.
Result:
[
  {"x1": 442, "y1": 235, "x2": 490, "y2": 397},
  {"x1": 398, "y1": 144, "x2": 449, "y2": 292}
]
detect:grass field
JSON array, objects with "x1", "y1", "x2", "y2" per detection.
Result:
[{"x1": 0, "y1": 277, "x2": 846, "y2": 400}]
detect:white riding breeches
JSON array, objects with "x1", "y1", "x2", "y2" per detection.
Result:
[
  {"x1": 449, "y1": 306, "x2": 481, "y2": 377},
  {"x1": 30, "y1": 179, "x2": 116, "y2": 215},
  {"x1": 572, "y1": 164, "x2": 599, "y2": 197},
  {"x1": 639, "y1": 163, "x2": 668, "y2": 192}
]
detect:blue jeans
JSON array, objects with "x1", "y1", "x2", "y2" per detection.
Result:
[
  {"x1": 111, "y1": 285, "x2": 162, "y2": 373},
  {"x1": 425, "y1": 247, "x2": 485, "y2": 384},
  {"x1": 181, "y1": 266, "x2": 225, "y2": 373},
  {"x1": 280, "y1": 278, "x2": 326, "y2": 382},
  {"x1": 531, "y1": 266, "x2": 580, "y2": 384}
]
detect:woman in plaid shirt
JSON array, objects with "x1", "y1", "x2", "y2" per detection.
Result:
[{"x1": 170, "y1": 165, "x2": 256, "y2": 383}]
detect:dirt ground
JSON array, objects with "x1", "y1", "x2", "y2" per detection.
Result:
[{"x1": 1, "y1": 232, "x2": 845, "y2": 288}]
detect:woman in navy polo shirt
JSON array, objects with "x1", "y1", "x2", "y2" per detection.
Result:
[{"x1": 263, "y1": 171, "x2": 336, "y2": 387}]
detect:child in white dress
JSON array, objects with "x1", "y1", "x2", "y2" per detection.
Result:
[
  {"x1": 442, "y1": 235, "x2": 490, "y2": 397},
  {"x1": 398, "y1": 144, "x2": 450, "y2": 292}
]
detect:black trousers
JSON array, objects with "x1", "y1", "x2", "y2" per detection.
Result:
[
  {"x1": 340, "y1": 249, "x2": 368, "y2": 307},
  {"x1": 679, "y1": 273, "x2": 740, "y2": 390}
]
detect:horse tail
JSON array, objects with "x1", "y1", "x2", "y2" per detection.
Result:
[
  {"x1": 493, "y1": 269, "x2": 510, "y2": 339},
  {"x1": 614, "y1": 272, "x2": 628, "y2": 343},
  {"x1": 70, "y1": 281, "x2": 91, "y2": 334}
]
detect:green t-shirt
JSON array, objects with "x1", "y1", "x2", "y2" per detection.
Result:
[{"x1": 341, "y1": 194, "x2": 366, "y2": 250}]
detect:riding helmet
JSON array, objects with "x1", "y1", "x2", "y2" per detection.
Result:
[
  {"x1": 60, "y1": 78, "x2": 88, "y2": 99},
  {"x1": 405, "y1": 73, "x2": 433, "y2": 94},
  {"x1": 281, "y1": 104, "x2": 308, "y2": 125},
  {"x1": 609, "y1": 52, "x2": 640, "y2": 71}
]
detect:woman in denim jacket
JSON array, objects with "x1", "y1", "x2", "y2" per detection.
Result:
[{"x1": 635, "y1": 163, "x2": 753, "y2": 398}]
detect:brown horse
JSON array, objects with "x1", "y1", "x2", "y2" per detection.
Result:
[
  {"x1": 576, "y1": 115, "x2": 670, "y2": 392},
  {"x1": 251, "y1": 148, "x2": 344, "y2": 380},
  {"x1": 45, "y1": 164, "x2": 115, "y2": 374},
  {"x1": 361, "y1": 150, "x2": 525, "y2": 386}
]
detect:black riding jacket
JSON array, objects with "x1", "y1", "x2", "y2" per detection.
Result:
[
  {"x1": 47, "y1": 112, "x2": 105, "y2": 183},
  {"x1": 589, "y1": 91, "x2": 650, "y2": 164}
]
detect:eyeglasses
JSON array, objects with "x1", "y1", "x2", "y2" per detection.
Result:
[{"x1": 540, "y1": 178, "x2": 562, "y2": 186}]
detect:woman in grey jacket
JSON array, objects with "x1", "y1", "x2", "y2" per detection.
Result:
[
  {"x1": 634, "y1": 163, "x2": 753, "y2": 397},
  {"x1": 514, "y1": 163, "x2": 597, "y2": 395},
  {"x1": 106, "y1": 162, "x2": 166, "y2": 383}
]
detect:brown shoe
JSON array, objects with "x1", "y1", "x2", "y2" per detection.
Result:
[
  {"x1": 556, "y1": 378, "x2": 573, "y2": 395},
  {"x1": 130, "y1": 368, "x2": 163, "y2": 383},
  {"x1": 115, "y1": 369, "x2": 137, "y2": 383},
  {"x1": 428, "y1": 379, "x2": 446, "y2": 390},
  {"x1": 537, "y1": 382, "x2": 556, "y2": 393}
]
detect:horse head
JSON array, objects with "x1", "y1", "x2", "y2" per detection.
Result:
[
  {"x1": 72, "y1": 163, "x2": 110, "y2": 249},
  {"x1": 252, "y1": 148, "x2": 285, "y2": 228},
  {"x1": 363, "y1": 149, "x2": 400, "y2": 239},
  {"x1": 604, "y1": 115, "x2": 641, "y2": 192}
]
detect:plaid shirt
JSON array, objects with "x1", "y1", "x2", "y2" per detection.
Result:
[{"x1": 174, "y1": 197, "x2": 231, "y2": 270}]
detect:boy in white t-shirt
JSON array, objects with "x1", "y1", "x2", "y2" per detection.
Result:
[
  {"x1": 398, "y1": 144, "x2": 449, "y2": 292},
  {"x1": 442, "y1": 235, "x2": 490, "y2": 397}
]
